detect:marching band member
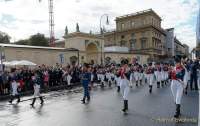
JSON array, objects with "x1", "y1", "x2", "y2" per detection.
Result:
[
  {"x1": 80, "y1": 64, "x2": 91, "y2": 104},
  {"x1": 170, "y1": 56, "x2": 186, "y2": 118},
  {"x1": 30, "y1": 71, "x2": 44, "y2": 107},
  {"x1": 163, "y1": 63, "x2": 169, "y2": 86},
  {"x1": 146, "y1": 63, "x2": 154, "y2": 93},
  {"x1": 134, "y1": 63, "x2": 140, "y2": 87},
  {"x1": 119, "y1": 59, "x2": 130, "y2": 113},
  {"x1": 154, "y1": 63, "x2": 162, "y2": 88},
  {"x1": 115, "y1": 67, "x2": 121, "y2": 92},
  {"x1": 8, "y1": 68, "x2": 20, "y2": 104},
  {"x1": 129, "y1": 66, "x2": 134, "y2": 88},
  {"x1": 138, "y1": 65, "x2": 144, "y2": 86}
]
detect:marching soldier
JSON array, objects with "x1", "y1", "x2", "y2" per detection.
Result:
[
  {"x1": 138, "y1": 65, "x2": 144, "y2": 86},
  {"x1": 80, "y1": 64, "x2": 91, "y2": 104},
  {"x1": 154, "y1": 62, "x2": 162, "y2": 88},
  {"x1": 8, "y1": 68, "x2": 20, "y2": 104},
  {"x1": 133, "y1": 63, "x2": 140, "y2": 87},
  {"x1": 170, "y1": 56, "x2": 186, "y2": 118},
  {"x1": 30, "y1": 71, "x2": 44, "y2": 107},
  {"x1": 146, "y1": 63, "x2": 154, "y2": 93},
  {"x1": 119, "y1": 59, "x2": 130, "y2": 113},
  {"x1": 163, "y1": 63, "x2": 169, "y2": 86}
]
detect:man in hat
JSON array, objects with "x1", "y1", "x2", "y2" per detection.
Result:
[
  {"x1": 30, "y1": 71, "x2": 44, "y2": 107},
  {"x1": 119, "y1": 59, "x2": 130, "y2": 113},
  {"x1": 8, "y1": 68, "x2": 20, "y2": 104},
  {"x1": 80, "y1": 63, "x2": 91, "y2": 104},
  {"x1": 146, "y1": 63, "x2": 154, "y2": 93},
  {"x1": 154, "y1": 62, "x2": 162, "y2": 88},
  {"x1": 170, "y1": 56, "x2": 186, "y2": 118}
]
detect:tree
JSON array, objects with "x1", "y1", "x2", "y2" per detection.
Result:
[
  {"x1": 15, "y1": 39, "x2": 30, "y2": 45},
  {"x1": 0, "y1": 31, "x2": 11, "y2": 43},
  {"x1": 29, "y1": 33, "x2": 49, "y2": 46}
]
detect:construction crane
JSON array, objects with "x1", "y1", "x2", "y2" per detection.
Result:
[{"x1": 39, "y1": 0, "x2": 55, "y2": 47}]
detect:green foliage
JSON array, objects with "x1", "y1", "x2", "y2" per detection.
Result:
[
  {"x1": 0, "y1": 31, "x2": 11, "y2": 43},
  {"x1": 29, "y1": 33, "x2": 49, "y2": 46},
  {"x1": 15, "y1": 33, "x2": 49, "y2": 47},
  {"x1": 15, "y1": 39, "x2": 29, "y2": 45}
]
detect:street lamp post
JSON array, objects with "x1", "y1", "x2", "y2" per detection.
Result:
[{"x1": 100, "y1": 14, "x2": 109, "y2": 65}]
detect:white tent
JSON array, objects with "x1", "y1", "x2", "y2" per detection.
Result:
[
  {"x1": 3, "y1": 60, "x2": 37, "y2": 66},
  {"x1": 16, "y1": 60, "x2": 37, "y2": 66}
]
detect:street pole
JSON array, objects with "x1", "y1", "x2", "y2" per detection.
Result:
[{"x1": 100, "y1": 14, "x2": 109, "y2": 66}]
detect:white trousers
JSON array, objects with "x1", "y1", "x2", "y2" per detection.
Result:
[
  {"x1": 115, "y1": 77, "x2": 121, "y2": 86},
  {"x1": 129, "y1": 73, "x2": 134, "y2": 86},
  {"x1": 34, "y1": 84, "x2": 41, "y2": 97},
  {"x1": 67, "y1": 75, "x2": 72, "y2": 85},
  {"x1": 171, "y1": 80, "x2": 183, "y2": 104},
  {"x1": 134, "y1": 72, "x2": 140, "y2": 81},
  {"x1": 120, "y1": 79, "x2": 130, "y2": 100},
  {"x1": 147, "y1": 74, "x2": 154, "y2": 86},
  {"x1": 155, "y1": 71, "x2": 162, "y2": 82},
  {"x1": 100, "y1": 74, "x2": 105, "y2": 83},
  {"x1": 11, "y1": 81, "x2": 18, "y2": 96}
]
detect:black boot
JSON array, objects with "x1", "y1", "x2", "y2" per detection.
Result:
[
  {"x1": 174, "y1": 104, "x2": 181, "y2": 118},
  {"x1": 140, "y1": 80, "x2": 142, "y2": 85},
  {"x1": 149, "y1": 85, "x2": 152, "y2": 93},
  {"x1": 157, "y1": 82, "x2": 160, "y2": 88},
  {"x1": 8, "y1": 96, "x2": 13, "y2": 104},
  {"x1": 109, "y1": 81, "x2": 111, "y2": 87},
  {"x1": 30, "y1": 98, "x2": 36, "y2": 107},
  {"x1": 117, "y1": 86, "x2": 120, "y2": 92},
  {"x1": 136, "y1": 81, "x2": 138, "y2": 87},
  {"x1": 122, "y1": 100, "x2": 126, "y2": 112},
  {"x1": 122, "y1": 100, "x2": 128, "y2": 112},
  {"x1": 87, "y1": 96, "x2": 90, "y2": 102},
  {"x1": 81, "y1": 98, "x2": 85, "y2": 104},
  {"x1": 39, "y1": 97, "x2": 44, "y2": 105},
  {"x1": 16, "y1": 95, "x2": 20, "y2": 103},
  {"x1": 125, "y1": 100, "x2": 128, "y2": 110},
  {"x1": 101, "y1": 82, "x2": 104, "y2": 88},
  {"x1": 161, "y1": 81, "x2": 164, "y2": 87}
]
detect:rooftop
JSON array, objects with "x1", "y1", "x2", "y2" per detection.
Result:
[
  {"x1": 116, "y1": 9, "x2": 161, "y2": 21},
  {"x1": 0, "y1": 43, "x2": 78, "y2": 51},
  {"x1": 64, "y1": 32, "x2": 102, "y2": 39}
]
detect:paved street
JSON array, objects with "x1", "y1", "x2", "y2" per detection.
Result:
[{"x1": 0, "y1": 83, "x2": 198, "y2": 126}]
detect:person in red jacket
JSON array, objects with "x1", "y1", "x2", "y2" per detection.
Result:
[{"x1": 170, "y1": 56, "x2": 186, "y2": 118}]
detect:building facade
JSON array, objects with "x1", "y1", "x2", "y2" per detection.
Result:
[{"x1": 104, "y1": 9, "x2": 166, "y2": 62}]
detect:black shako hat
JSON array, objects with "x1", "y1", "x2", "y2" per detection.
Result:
[
  {"x1": 121, "y1": 59, "x2": 129, "y2": 65},
  {"x1": 174, "y1": 56, "x2": 181, "y2": 63}
]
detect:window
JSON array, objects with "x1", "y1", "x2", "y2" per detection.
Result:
[
  {"x1": 120, "y1": 40, "x2": 126, "y2": 46},
  {"x1": 131, "y1": 21, "x2": 135, "y2": 27},
  {"x1": 131, "y1": 33, "x2": 135, "y2": 39},
  {"x1": 141, "y1": 39, "x2": 147, "y2": 49},
  {"x1": 141, "y1": 32, "x2": 146, "y2": 37},
  {"x1": 130, "y1": 39, "x2": 136, "y2": 50},
  {"x1": 121, "y1": 23, "x2": 125, "y2": 29}
]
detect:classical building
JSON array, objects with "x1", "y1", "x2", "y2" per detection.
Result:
[
  {"x1": 64, "y1": 32, "x2": 104, "y2": 64},
  {"x1": 104, "y1": 9, "x2": 166, "y2": 62},
  {"x1": 174, "y1": 37, "x2": 189, "y2": 57},
  {"x1": 164, "y1": 28, "x2": 175, "y2": 57},
  {"x1": 63, "y1": 32, "x2": 149, "y2": 65}
]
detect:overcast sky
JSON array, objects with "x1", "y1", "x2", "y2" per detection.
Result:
[{"x1": 0, "y1": 0, "x2": 199, "y2": 49}]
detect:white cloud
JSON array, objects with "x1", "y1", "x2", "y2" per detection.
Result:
[{"x1": 0, "y1": 0, "x2": 198, "y2": 50}]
